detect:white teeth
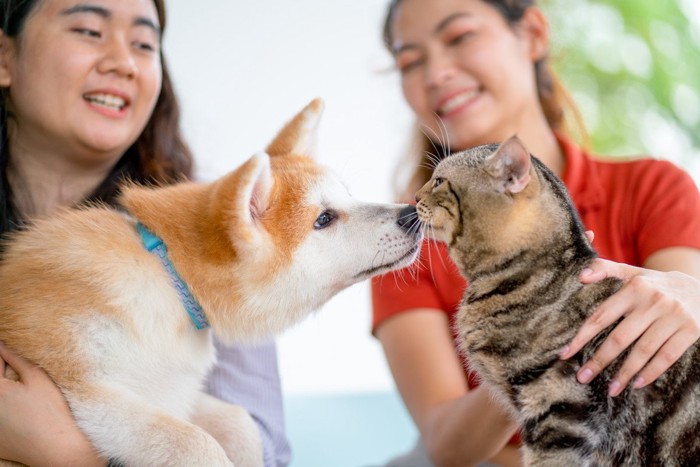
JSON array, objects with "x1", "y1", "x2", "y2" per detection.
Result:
[
  {"x1": 84, "y1": 93, "x2": 126, "y2": 110},
  {"x1": 439, "y1": 90, "x2": 479, "y2": 115}
]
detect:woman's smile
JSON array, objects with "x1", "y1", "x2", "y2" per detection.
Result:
[
  {"x1": 83, "y1": 90, "x2": 131, "y2": 118},
  {"x1": 434, "y1": 87, "x2": 482, "y2": 119}
]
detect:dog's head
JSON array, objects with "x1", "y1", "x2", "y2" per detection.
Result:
[{"x1": 123, "y1": 99, "x2": 422, "y2": 341}]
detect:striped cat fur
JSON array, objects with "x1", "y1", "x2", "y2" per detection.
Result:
[{"x1": 414, "y1": 136, "x2": 700, "y2": 466}]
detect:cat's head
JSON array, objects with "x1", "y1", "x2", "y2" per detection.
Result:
[{"x1": 415, "y1": 136, "x2": 573, "y2": 261}]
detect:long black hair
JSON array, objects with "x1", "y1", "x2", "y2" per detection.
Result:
[{"x1": 0, "y1": 0, "x2": 194, "y2": 235}]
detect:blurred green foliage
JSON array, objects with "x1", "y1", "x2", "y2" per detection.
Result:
[{"x1": 542, "y1": 0, "x2": 700, "y2": 172}]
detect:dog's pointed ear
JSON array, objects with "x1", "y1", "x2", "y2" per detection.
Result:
[
  {"x1": 266, "y1": 98, "x2": 324, "y2": 158},
  {"x1": 240, "y1": 152, "x2": 274, "y2": 226},
  {"x1": 486, "y1": 135, "x2": 532, "y2": 194}
]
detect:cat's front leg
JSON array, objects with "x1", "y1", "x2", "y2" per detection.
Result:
[
  {"x1": 191, "y1": 392, "x2": 263, "y2": 467},
  {"x1": 67, "y1": 384, "x2": 233, "y2": 467}
]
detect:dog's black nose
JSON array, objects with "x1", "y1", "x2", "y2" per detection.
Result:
[{"x1": 397, "y1": 205, "x2": 420, "y2": 233}]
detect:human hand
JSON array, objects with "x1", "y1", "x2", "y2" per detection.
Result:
[
  {"x1": 559, "y1": 259, "x2": 700, "y2": 397},
  {"x1": 0, "y1": 342, "x2": 104, "y2": 466}
]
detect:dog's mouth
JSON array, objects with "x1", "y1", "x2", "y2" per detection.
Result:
[{"x1": 353, "y1": 242, "x2": 421, "y2": 280}]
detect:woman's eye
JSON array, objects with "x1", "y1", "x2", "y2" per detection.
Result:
[
  {"x1": 314, "y1": 210, "x2": 337, "y2": 229},
  {"x1": 447, "y1": 31, "x2": 474, "y2": 46},
  {"x1": 396, "y1": 51, "x2": 424, "y2": 74},
  {"x1": 134, "y1": 41, "x2": 158, "y2": 52},
  {"x1": 398, "y1": 59, "x2": 423, "y2": 74},
  {"x1": 72, "y1": 28, "x2": 101, "y2": 38}
]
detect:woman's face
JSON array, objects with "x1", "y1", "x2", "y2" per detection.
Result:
[
  {"x1": 0, "y1": 0, "x2": 162, "y2": 166},
  {"x1": 390, "y1": 0, "x2": 545, "y2": 151}
]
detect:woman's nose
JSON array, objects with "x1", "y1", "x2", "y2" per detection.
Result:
[
  {"x1": 97, "y1": 37, "x2": 139, "y2": 79},
  {"x1": 425, "y1": 51, "x2": 455, "y2": 88}
]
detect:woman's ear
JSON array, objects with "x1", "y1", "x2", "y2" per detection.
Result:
[
  {"x1": 520, "y1": 7, "x2": 550, "y2": 62},
  {"x1": 0, "y1": 30, "x2": 15, "y2": 87}
]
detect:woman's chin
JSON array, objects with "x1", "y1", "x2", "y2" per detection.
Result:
[{"x1": 78, "y1": 131, "x2": 138, "y2": 157}]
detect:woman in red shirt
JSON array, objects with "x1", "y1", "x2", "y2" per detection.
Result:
[{"x1": 372, "y1": 1, "x2": 700, "y2": 466}]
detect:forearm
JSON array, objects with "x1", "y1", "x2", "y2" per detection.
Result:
[
  {"x1": 1, "y1": 438, "x2": 103, "y2": 467},
  {"x1": 422, "y1": 385, "x2": 519, "y2": 467},
  {"x1": 0, "y1": 343, "x2": 106, "y2": 467},
  {"x1": 30, "y1": 439, "x2": 105, "y2": 467}
]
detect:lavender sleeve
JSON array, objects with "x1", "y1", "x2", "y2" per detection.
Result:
[{"x1": 206, "y1": 338, "x2": 291, "y2": 467}]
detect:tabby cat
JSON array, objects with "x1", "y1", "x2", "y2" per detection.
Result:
[{"x1": 413, "y1": 136, "x2": 700, "y2": 466}]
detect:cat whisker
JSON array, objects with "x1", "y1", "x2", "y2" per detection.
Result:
[
  {"x1": 419, "y1": 155, "x2": 440, "y2": 172},
  {"x1": 421, "y1": 228, "x2": 441, "y2": 287},
  {"x1": 434, "y1": 114, "x2": 451, "y2": 159},
  {"x1": 420, "y1": 122, "x2": 450, "y2": 169}
]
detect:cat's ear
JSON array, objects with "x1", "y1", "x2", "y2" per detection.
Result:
[
  {"x1": 266, "y1": 98, "x2": 324, "y2": 159},
  {"x1": 486, "y1": 135, "x2": 531, "y2": 194}
]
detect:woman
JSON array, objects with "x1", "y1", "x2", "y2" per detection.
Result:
[
  {"x1": 0, "y1": 0, "x2": 289, "y2": 465},
  {"x1": 371, "y1": 1, "x2": 700, "y2": 466}
]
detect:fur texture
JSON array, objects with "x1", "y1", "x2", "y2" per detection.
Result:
[
  {"x1": 0, "y1": 99, "x2": 422, "y2": 466},
  {"x1": 414, "y1": 136, "x2": 700, "y2": 466}
]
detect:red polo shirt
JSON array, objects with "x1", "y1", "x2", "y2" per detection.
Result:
[{"x1": 371, "y1": 135, "x2": 700, "y2": 442}]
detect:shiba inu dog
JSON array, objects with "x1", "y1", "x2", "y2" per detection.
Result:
[{"x1": 0, "y1": 99, "x2": 422, "y2": 466}]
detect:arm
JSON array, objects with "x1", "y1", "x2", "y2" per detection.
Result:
[
  {"x1": 376, "y1": 310, "x2": 520, "y2": 467},
  {"x1": 206, "y1": 338, "x2": 291, "y2": 467},
  {"x1": 560, "y1": 247, "x2": 700, "y2": 396},
  {"x1": 0, "y1": 343, "x2": 105, "y2": 467}
]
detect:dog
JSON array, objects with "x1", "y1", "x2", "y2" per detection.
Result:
[{"x1": 0, "y1": 99, "x2": 422, "y2": 466}]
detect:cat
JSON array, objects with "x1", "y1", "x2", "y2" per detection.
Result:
[{"x1": 413, "y1": 135, "x2": 700, "y2": 466}]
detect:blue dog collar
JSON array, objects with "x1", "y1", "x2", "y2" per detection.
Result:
[{"x1": 136, "y1": 222, "x2": 210, "y2": 330}]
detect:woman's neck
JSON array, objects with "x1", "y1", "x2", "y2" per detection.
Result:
[
  {"x1": 7, "y1": 141, "x2": 117, "y2": 218},
  {"x1": 500, "y1": 104, "x2": 565, "y2": 177},
  {"x1": 517, "y1": 123, "x2": 564, "y2": 177}
]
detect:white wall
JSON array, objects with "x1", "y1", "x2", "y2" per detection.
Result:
[
  {"x1": 164, "y1": 2, "x2": 700, "y2": 399},
  {"x1": 164, "y1": 1, "x2": 414, "y2": 396}
]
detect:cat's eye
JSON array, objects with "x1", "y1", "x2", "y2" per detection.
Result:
[
  {"x1": 432, "y1": 177, "x2": 445, "y2": 188},
  {"x1": 314, "y1": 210, "x2": 337, "y2": 229}
]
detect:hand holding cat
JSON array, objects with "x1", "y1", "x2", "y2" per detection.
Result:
[
  {"x1": 559, "y1": 259, "x2": 700, "y2": 397},
  {"x1": 0, "y1": 342, "x2": 102, "y2": 466}
]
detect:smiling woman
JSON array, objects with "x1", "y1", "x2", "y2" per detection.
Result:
[
  {"x1": 0, "y1": 0, "x2": 289, "y2": 466},
  {"x1": 3, "y1": 0, "x2": 162, "y2": 168},
  {"x1": 0, "y1": 0, "x2": 190, "y2": 228},
  {"x1": 371, "y1": 0, "x2": 700, "y2": 466}
]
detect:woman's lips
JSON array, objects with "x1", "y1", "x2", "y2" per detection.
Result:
[{"x1": 435, "y1": 88, "x2": 481, "y2": 118}]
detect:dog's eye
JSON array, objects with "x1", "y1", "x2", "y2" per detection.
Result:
[
  {"x1": 314, "y1": 210, "x2": 336, "y2": 229},
  {"x1": 433, "y1": 177, "x2": 444, "y2": 188}
]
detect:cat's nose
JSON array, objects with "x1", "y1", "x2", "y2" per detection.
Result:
[{"x1": 397, "y1": 205, "x2": 420, "y2": 232}]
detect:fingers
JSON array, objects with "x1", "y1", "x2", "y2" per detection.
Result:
[
  {"x1": 580, "y1": 258, "x2": 646, "y2": 285},
  {"x1": 559, "y1": 285, "x2": 634, "y2": 360},
  {"x1": 632, "y1": 330, "x2": 696, "y2": 389},
  {"x1": 565, "y1": 267, "x2": 700, "y2": 396},
  {"x1": 564, "y1": 260, "x2": 646, "y2": 358},
  {"x1": 0, "y1": 342, "x2": 33, "y2": 380},
  {"x1": 605, "y1": 312, "x2": 679, "y2": 396}
]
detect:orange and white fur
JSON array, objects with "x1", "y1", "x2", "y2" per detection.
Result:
[{"x1": 0, "y1": 99, "x2": 422, "y2": 466}]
